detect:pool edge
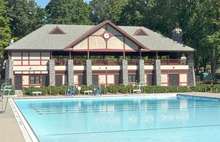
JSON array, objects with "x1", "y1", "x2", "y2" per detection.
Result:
[{"x1": 9, "y1": 98, "x2": 39, "y2": 142}]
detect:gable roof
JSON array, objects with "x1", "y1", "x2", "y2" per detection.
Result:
[
  {"x1": 5, "y1": 20, "x2": 194, "y2": 52},
  {"x1": 65, "y1": 20, "x2": 149, "y2": 51},
  {"x1": 49, "y1": 26, "x2": 66, "y2": 34},
  {"x1": 133, "y1": 28, "x2": 148, "y2": 36}
]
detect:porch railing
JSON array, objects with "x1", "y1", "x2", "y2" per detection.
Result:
[
  {"x1": 53, "y1": 59, "x2": 185, "y2": 66},
  {"x1": 161, "y1": 59, "x2": 184, "y2": 65},
  {"x1": 92, "y1": 59, "x2": 121, "y2": 65},
  {"x1": 55, "y1": 59, "x2": 66, "y2": 66},
  {"x1": 74, "y1": 60, "x2": 86, "y2": 65}
]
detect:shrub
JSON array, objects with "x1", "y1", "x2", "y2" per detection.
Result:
[
  {"x1": 80, "y1": 85, "x2": 94, "y2": 94},
  {"x1": 23, "y1": 84, "x2": 220, "y2": 96},
  {"x1": 106, "y1": 85, "x2": 119, "y2": 94},
  {"x1": 118, "y1": 85, "x2": 131, "y2": 94},
  {"x1": 23, "y1": 87, "x2": 45, "y2": 96}
]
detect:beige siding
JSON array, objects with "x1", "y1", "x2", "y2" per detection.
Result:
[
  {"x1": 99, "y1": 75, "x2": 106, "y2": 85},
  {"x1": 92, "y1": 27, "x2": 106, "y2": 35},
  {"x1": 161, "y1": 74, "x2": 168, "y2": 86},
  {"x1": 22, "y1": 75, "x2": 29, "y2": 86},
  {"x1": 180, "y1": 74, "x2": 187, "y2": 86},
  {"x1": 108, "y1": 36, "x2": 124, "y2": 50},
  {"x1": 107, "y1": 75, "x2": 114, "y2": 84},
  {"x1": 74, "y1": 75, "x2": 78, "y2": 85},
  {"x1": 89, "y1": 36, "x2": 105, "y2": 49}
]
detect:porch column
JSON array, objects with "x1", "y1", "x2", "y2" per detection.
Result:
[
  {"x1": 5, "y1": 59, "x2": 14, "y2": 85},
  {"x1": 49, "y1": 59, "x2": 55, "y2": 86},
  {"x1": 187, "y1": 53, "x2": 196, "y2": 86},
  {"x1": 67, "y1": 60, "x2": 74, "y2": 86},
  {"x1": 138, "y1": 59, "x2": 145, "y2": 84},
  {"x1": 122, "y1": 59, "x2": 128, "y2": 85},
  {"x1": 155, "y1": 59, "x2": 161, "y2": 86},
  {"x1": 86, "y1": 59, "x2": 92, "y2": 86}
]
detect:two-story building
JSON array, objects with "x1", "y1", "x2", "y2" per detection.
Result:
[{"x1": 5, "y1": 20, "x2": 195, "y2": 90}]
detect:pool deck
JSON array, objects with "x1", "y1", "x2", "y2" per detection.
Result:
[
  {"x1": 1, "y1": 92, "x2": 220, "y2": 142},
  {"x1": 179, "y1": 92, "x2": 220, "y2": 99},
  {"x1": 0, "y1": 97, "x2": 25, "y2": 142}
]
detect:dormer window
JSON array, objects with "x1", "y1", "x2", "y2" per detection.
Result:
[
  {"x1": 49, "y1": 26, "x2": 65, "y2": 34},
  {"x1": 134, "y1": 29, "x2": 148, "y2": 36}
]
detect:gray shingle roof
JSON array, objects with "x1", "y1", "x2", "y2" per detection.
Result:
[{"x1": 6, "y1": 24, "x2": 194, "y2": 52}]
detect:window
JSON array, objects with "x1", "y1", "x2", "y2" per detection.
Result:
[
  {"x1": 55, "y1": 75, "x2": 63, "y2": 86},
  {"x1": 128, "y1": 74, "x2": 137, "y2": 83},
  {"x1": 42, "y1": 75, "x2": 49, "y2": 86},
  {"x1": 114, "y1": 75, "x2": 120, "y2": 84},
  {"x1": 78, "y1": 75, "x2": 84, "y2": 85},
  {"x1": 92, "y1": 75, "x2": 99, "y2": 86},
  {"x1": 168, "y1": 74, "x2": 179, "y2": 86},
  {"x1": 29, "y1": 75, "x2": 41, "y2": 85},
  {"x1": 147, "y1": 74, "x2": 154, "y2": 85}
]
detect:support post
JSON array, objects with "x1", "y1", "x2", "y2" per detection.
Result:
[
  {"x1": 154, "y1": 59, "x2": 161, "y2": 86},
  {"x1": 187, "y1": 53, "x2": 196, "y2": 86},
  {"x1": 5, "y1": 59, "x2": 14, "y2": 85},
  {"x1": 67, "y1": 60, "x2": 74, "y2": 86},
  {"x1": 86, "y1": 59, "x2": 92, "y2": 86},
  {"x1": 49, "y1": 59, "x2": 55, "y2": 86},
  {"x1": 138, "y1": 59, "x2": 145, "y2": 84},
  {"x1": 122, "y1": 59, "x2": 128, "y2": 85}
]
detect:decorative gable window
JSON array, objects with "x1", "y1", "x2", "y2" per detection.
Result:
[
  {"x1": 134, "y1": 29, "x2": 148, "y2": 36},
  {"x1": 49, "y1": 26, "x2": 65, "y2": 34}
]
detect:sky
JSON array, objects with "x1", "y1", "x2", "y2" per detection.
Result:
[{"x1": 36, "y1": 0, "x2": 91, "y2": 7}]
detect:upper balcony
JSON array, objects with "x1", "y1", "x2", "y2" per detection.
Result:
[{"x1": 54, "y1": 58, "x2": 186, "y2": 66}]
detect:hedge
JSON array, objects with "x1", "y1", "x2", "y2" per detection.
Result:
[{"x1": 23, "y1": 84, "x2": 220, "y2": 96}]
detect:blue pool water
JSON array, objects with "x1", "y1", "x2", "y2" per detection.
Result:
[{"x1": 15, "y1": 95, "x2": 220, "y2": 142}]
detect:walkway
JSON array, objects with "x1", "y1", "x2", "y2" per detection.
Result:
[{"x1": 0, "y1": 97, "x2": 25, "y2": 142}]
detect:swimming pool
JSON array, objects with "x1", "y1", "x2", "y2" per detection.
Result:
[{"x1": 14, "y1": 95, "x2": 220, "y2": 142}]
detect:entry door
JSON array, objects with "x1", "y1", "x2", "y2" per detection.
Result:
[
  {"x1": 147, "y1": 74, "x2": 154, "y2": 85},
  {"x1": 15, "y1": 75, "x2": 22, "y2": 90},
  {"x1": 55, "y1": 75, "x2": 63, "y2": 86},
  {"x1": 92, "y1": 75, "x2": 99, "y2": 87},
  {"x1": 168, "y1": 74, "x2": 179, "y2": 86}
]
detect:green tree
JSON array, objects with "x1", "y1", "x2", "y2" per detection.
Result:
[
  {"x1": 120, "y1": 0, "x2": 220, "y2": 75},
  {"x1": 0, "y1": 0, "x2": 11, "y2": 56},
  {"x1": 90, "y1": 0, "x2": 128, "y2": 24},
  {"x1": 7, "y1": 0, "x2": 45, "y2": 38},
  {"x1": 46, "y1": 0, "x2": 91, "y2": 24}
]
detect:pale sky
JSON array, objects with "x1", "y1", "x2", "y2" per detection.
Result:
[{"x1": 36, "y1": 0, "x2": 91, "y2": 7}]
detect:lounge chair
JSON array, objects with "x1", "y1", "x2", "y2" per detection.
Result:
[
  {"x1": 65, "y1": 86, "x2": 77, "y2": 96},
  {"x1": 93, "y1": 87, "x2": 102, "y2": 96},
  {"x1": 0, "y1": 91, "x2": 3, "y2": 111},
  {"x1": 132, "y1": 84, "x2": 144, "y2": 94},
  {"x1": 84, "y1": 89, "x2": 93, "y2": 95}
]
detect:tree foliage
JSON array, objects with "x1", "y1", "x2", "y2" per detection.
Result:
[
  {"x1": 118, "y1": 0, "x2": 220, "y2": 73},
  {"x1": 0, "y1": 0, "x2": 11, "y2": 57},
  {"x1": 0, "y1": 0, "x2": 218, "y2": 75},
  {"x1": 46, "y1": 0, "x2": 91, "y2": 24},
  {"x1": 7, "y1": 0, "x2": 45, "y2": 38},
  {"x1": 90, "y1": 0, "x2": 128, "y2": 24}
]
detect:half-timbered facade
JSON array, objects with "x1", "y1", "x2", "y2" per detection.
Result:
[{"x1": 5, "y1": 21, "x2": 195, "y2": 90}]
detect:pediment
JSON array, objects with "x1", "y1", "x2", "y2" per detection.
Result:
[{"x1": 65, "y1": 21, "x2": 149, "y2": 52}]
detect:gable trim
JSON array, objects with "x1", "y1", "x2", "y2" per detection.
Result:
[{"x1": 64, "y1": 20, "x2": 150, "y2": 51}]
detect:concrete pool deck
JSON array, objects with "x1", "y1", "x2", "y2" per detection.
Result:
[
  {"x1": 0, "y1": 97, "x2": 25, "y2": 142},
  {"x1": 2, "y1": 92, "x2": 220, "y2": 142}
]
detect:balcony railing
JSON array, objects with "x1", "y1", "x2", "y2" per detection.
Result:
[
  {"x1": 92, "y1": 59, "x2": 121, "y2": 65},
  {"x1": 53, "y1": 59, "x2": 186, "y2": 66},
  {"x1": 55, "y1": 59, "x2": 66, "y2": 66},
  {"x1": 144, "y1": 60, "x2": 155, "y2": 65},
  {"x1": 74, "y1": 60, "x2": 86, "y2": 65},
  {"x1": 161, "y1": 59, "x2": 184, "y2": 65}
]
